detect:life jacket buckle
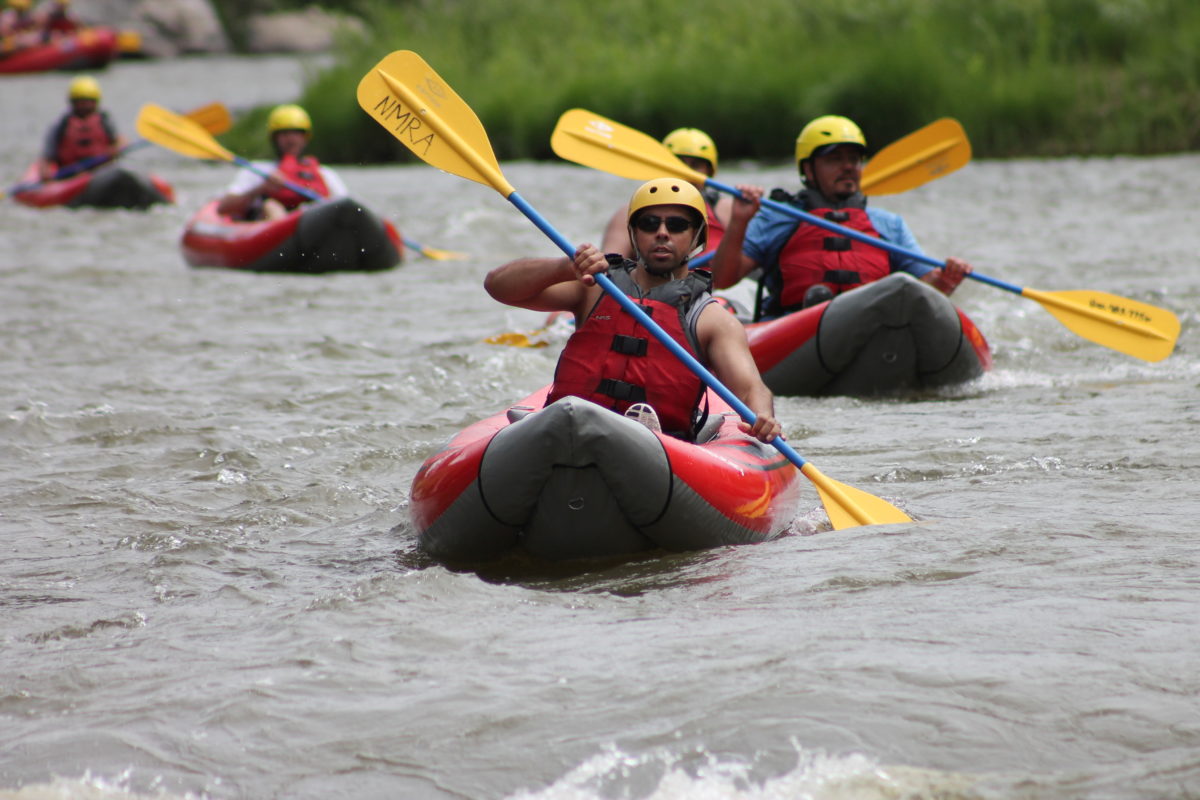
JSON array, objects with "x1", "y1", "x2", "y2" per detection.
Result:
[{"x1": 610, "y1": 334, "x2": 648, "y2": 356}]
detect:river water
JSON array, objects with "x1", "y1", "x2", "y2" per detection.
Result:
[{"x1": 1, "y1": 55, "x2": 1198, "y2": 800}]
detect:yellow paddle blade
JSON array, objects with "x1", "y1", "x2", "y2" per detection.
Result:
[
  {"x1": 399, "y1": 235, "x2": 466, "y2": 261},
  {"x1": 801, "y1": 464, "x2": 913, "y2": 529},
  {"x1": 551, "y1": 108, "x2": 707, "y2": 184},
  {"x1": 116, "y1": 29, "x2": 142, "y2": 56},
  {"x1": 184, "y1": 102, "x2": 233, "y2": 136},
  {"x1": 483, "y1": 329, "x2": 550, "y2": 348},
  {"x1": 1024, "y1": 288, "x2": 1181, "y2": 363},
  {"x1": 357, "y1": 50, "x2": 513, "y2": 195},
  {"x1": 418, "y1": 245, "x2": 468, "y2": 261},
  {"x1": 136, "y1": 103, "x2": 234, "y2": 162},
  {"x1": 861, "y1": 118, "x2": 971, "y2": 196}
]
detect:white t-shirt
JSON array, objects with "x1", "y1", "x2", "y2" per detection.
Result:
[{"x1": 225, "y1": 160, "x2": 350, "y2": 199}]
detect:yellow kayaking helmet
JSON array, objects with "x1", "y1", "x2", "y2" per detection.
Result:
[
  {"x1": 266, "y1": 104, "x2": 312, "y2": 135},
  {"x1": 663, "y1": 127, "x2": 718, "y2": 174},
  {"x1": 68, "y1": 75, "x2": 101, "y2": 101},
  {"x1": 8, "y1": 0, "x2": 32, "y2": 9},
  {"x1": 795, "y1": 115, "x2": 866, "y2": 163},
  {"x1": 627, "y1": 177, "x2": 708, "y2": 253}
]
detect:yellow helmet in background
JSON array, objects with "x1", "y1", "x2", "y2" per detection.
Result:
[
  {"x1": 627, "y1": 177, "x2": 709, "y2": 253},
  {"x1": 663, "y1": 127, "x2": 718, "y2": 174},
  {"x1": 266, "y1": 104, "x2": 312, "y2": 135},
  {"x1": 794, "y1": 115, "x2": 866, "y2": 163},
  {"x1": 8, "y1": 0, "x2": 33, "y2": 10},
  {"x1": 68, "y1": 75, "x2": 101, "y2": 101}
]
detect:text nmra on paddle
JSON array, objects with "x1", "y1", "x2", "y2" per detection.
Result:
[{"x1": 366, "y1": 95, "x2": 436, "y2": 157}]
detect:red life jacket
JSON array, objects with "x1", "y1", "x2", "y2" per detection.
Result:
[
  {"x1": 54, "y1": 112, "x2": 114, "y2": 167},
  {"x1": 773, "y1": 191, "x2": 891, "y2": 310},
  {"x1": 545, "y1": 262, "x2": 712, "y2": 438},
  {"x1": 45, "y1": 10, "x2": 77, "y2": 34},
  {"x1": 700, "y1": 191, "x2": 724, "y2": 256},
  {"x1": 265, "y1": 154, "x2": 330, "y2": 210}
]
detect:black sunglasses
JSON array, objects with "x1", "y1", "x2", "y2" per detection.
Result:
[{"x1": 633, "y1": 214, "x2": 695, "y2": 234}]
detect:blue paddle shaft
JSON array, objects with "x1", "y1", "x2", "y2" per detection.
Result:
[
  {"x1": 705, "y1": 177, "x2": 1024, "y2": 296},
  {"x1": 504, "y1": 189, "x2": 810, "y2": 470}
]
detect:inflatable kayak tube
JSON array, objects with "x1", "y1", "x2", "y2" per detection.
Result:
[
  {"x1": 0, "y1": 27, "x2": 119, "y2": 74},
  {"x1": 11, "y1": 163, "x2": 174, "y2": 209},
  {"x1": 180, "y1": 197, "x2": 404, "y2": 273},
  {"x1": 411, "y1": 386, "x2": 804, "y2": 563},
  {"x1": 744, "y1": 273, "x2": 992, "y2": 396}
]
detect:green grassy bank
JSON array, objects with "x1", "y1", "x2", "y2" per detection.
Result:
[{"x1": 225, "y1": 0, "x2": 1200, "y2": 164}]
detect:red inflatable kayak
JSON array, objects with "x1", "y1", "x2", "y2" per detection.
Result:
[
  {"x1": 10, "y1": 162, "x2": 174, "y2": 209},
  {"x1": 741, "y1": 273, "x2": 992, "y2": 396},
  {"x1": 0, "y1": 27, "x2": 118, "y2": 74},
  {"x1": 180, "y1": 197, "x2": 404, "y2": 273},
  {"x1": 411, "y1": 385, "x2": 804, "y2": 563}
]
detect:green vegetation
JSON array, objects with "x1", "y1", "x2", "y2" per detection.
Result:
[{"x1": 222, "y1": 0, "x2": 1200, "y2": 163}]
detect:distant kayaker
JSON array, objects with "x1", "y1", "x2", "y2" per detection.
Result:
[
  {"x1": 216, "y1": 104, "x2": 348, "y2": 221},
  {"x1": 485, "y1": 177, "x2": 782, "y2": 444},
  {"x1": 0, "y1": 0, "x2": 36, "y2": 45},
  {"x1": 36, "y1": 75, "x2": 127, "y2": 181},
  {"x1": 600, "y1": 127, "x2": 731, "y2": 259},
  {"x1": 710, "y1": 115, "x2": 973, "y2": 319},
  {"x1": 37, "y1": 0, "x2": 78, "y2": 38}
]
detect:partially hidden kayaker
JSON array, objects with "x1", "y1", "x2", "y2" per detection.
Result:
[
  {"x1": 35, "y1": 75, "x2": 127, "y2": 181},
  {"x1": 600, "y1": 127, "x2": 730, "y2": 259},
  {"x1": 38, "y1": 0, "x2": 78, "y2": 39},
  {"x1": 710, "y1": 115, "x2": 974, "y2": 319},
  {"x1": 485, "y1": 177, "x2": 782, "y2": 444},
  {"x1": 216, "y1": 104, "x2": 348, "y2": 221},
  {"x1": 0, "y1": 0, "x2": 37, "y2": 47}
]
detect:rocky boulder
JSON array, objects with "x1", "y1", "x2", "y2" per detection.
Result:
[
  {"x1": 244, "y1": 6, "x2": 365, "y2": 54},
  {"x1": 59, "y1": 0, "x2": 367, "y2": 56}
]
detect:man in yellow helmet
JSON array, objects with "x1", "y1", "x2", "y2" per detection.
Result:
[
  {"x1": 711, "y1": 115, "x2": 972, "y2": 318},
  {"x1": 36, "y1": 75, "x2": 127, "y2": 181},
  {"x1": 600, "y1": 127, "x2": 733, "y2": 259},
  {"x1": 485, "y1": 177, "x2": 780, "y2": 443},
  {"x1": 217, "y1": 103, "x2": 348, "y2": 221}
]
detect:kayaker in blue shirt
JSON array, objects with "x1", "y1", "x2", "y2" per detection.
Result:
[{"x1": 710, "y1": 115, "x2": 973, "y2": 319}]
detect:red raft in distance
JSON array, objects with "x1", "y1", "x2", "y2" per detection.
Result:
[
  {"x1": 11, "y1": 162, "x2": 174, "y2": 209},
  {"x1": 0, "y1": 27, "x2": 119, "y2": 74},
  {"x1": 180, "y1": 197, "x2": 404, "y2": 273}
]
